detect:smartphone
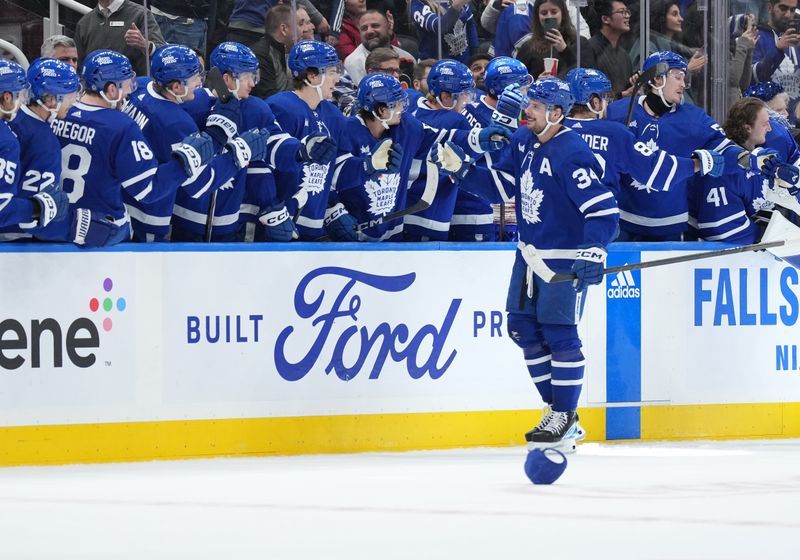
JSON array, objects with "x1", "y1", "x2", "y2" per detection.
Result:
[
  {"x1": 543, "y1": 17, "x2": 558, "y2": 33},
  {"x1": 204, "y1": 67, "x2": 232, "y2": 103}
]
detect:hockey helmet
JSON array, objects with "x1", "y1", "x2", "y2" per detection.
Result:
[
  {"x1": 288, "y1": 40, "x2": 341, "y2": 78},
  {"x1": 82, "y1": 49, "x2": 136, "y2": 93},
  {"x1": 484, "y1": 57, "x2": 532, "y2": 98},
  {"x1": 527, "y1": 77, "x2": 574, "y2": 115},
  {"x1": 565, "y1": 67, "x2": 612, "y2": 105},
  {"x1": 151, "y1": 44, "x2": 203, "y2": 86}
]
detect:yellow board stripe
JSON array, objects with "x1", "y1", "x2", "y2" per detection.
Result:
[{"x1": 1, "y1": 403, "x2": 799, "y2": 467}]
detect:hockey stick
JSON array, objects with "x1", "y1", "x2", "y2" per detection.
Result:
[
  {"x1": 353, "y1": 159, "x2": 439, "y2": 233},
  {"x1": 624, "y1": 63, "x2": 665, "y2": 126},
  {"x1": 521, "y1": 239, "x2": 796, "y2": 284}
]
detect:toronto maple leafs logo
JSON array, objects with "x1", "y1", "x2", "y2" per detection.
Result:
[
  {"x1": 360, "y1": 145, "x2": 371, "y2": 155},
  {"x1": 643, "y1": 138, "x2": 660, "y2": 153},
  {"x1": 444, "y1": 19, "x2": 468, "y2": 56},
  {"x1": 300, "y1": 163, "x2": 330, "y2": 194},
  {"x1": 365, "y1": 173, "x2": 401, "y2": 216},
  {"x1": 519, "y1": 169, "x2": 544, "y2": 224}
]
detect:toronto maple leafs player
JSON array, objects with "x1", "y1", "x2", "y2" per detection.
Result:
[
  {"x1": 4, "y1": 58, "x2": 79, "y2": 241},
  {"x1": 122, "y1": 43, "x2": 269, "y2": 242},
  {"x1": 454, "y1": 56, "x2": 532, "y2": 241},
  {"x1": 606, "y1": 51, "x2": 741, "y2": 241},
  {"x1": 334, "y1": 73, "x2": 510, "y2": 241},
  {"x1": 53, "y1": 49, "x2": 216, "y2": 246},
  {"x1": 432, "y1": 77, "x2": 618, "y2": 451},
  {"x1": 267, "y1": 40, "x2": 350, "y2": 241},
  {"x1": 0, "y1": 59, "x2": 69, "y2": 236},
  {"x1": 693, "y1": 97, "x2": 800, "y2": 243},
  {"x1": 561, "y1": 67, "x2": 723, "y2": 207},
  {"x1": 410, "y1": 0, "x2": 479, "y2": 63}
]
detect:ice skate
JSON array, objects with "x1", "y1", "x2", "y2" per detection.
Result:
[
  {"x1": 526, "y1": 411, "x2": 580, "y2": 454},
  {"x1": 524, "y1": 404, "x2": 554, "y2": 442}
]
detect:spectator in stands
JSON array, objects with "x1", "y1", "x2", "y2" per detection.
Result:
[
  {"x1": 408, "y1": 58, "x2": 436, "y2": 107},
  {"x1": 728, "y1": 13, "x2": 758, "y2": 108},
  {"x1": 345, "y1": 10, "x2": 414, "y2": 84},
  {"x1": 149, "y1": 0, "x2": 214, "y2": 55},
  {"x1": 74, "y1": 0, "x2": 165, "y2": 77},
  {"x1": 251, "y1": 4, "x2": 315, "y2": 99},
  {"x1": 583, "y1": 0, "x2": 634, "y2": 98},
  {"x1": 40, "y1": 35, "x2": 79, "y2": 72},
  {"x1": 753, "y1": 0, "x2": 800, "y2": 121},
  {"x1": 513, "y1": 0, "x2": 587, "y2": 79},
  {"x1": 467, "y1": 52, "x2": 490, "y2": 92},
  {"x1": 409, "y1": 0, "x2": 479, "y2": 63},
  {"x1": 337, "y1": 0, "x2": 368, "y2": 59},
  {"x1": 482, "y1": 0, "x2": 589, "y2": 58},
  {"x1": 228, "y1": 0, "x2": 327, "y2": 46}
]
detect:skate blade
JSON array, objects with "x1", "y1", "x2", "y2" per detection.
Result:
[{"x1": 526, "y1": 437, "x2": 577, "y2": 454}]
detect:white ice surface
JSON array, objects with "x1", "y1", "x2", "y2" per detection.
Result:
[{"x1": 1, "y1": 439, "x2": 799, "y2": 559}]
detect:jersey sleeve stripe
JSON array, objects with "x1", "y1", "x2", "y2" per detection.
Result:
[
  {"x1": 585, "y1": 207, "x2": 619, "y2": 219},
  {"x1": 701, "y1": 218, "x2": 751, "y2": 241},
  {"x1": 133, "y1": 182, "x2": 153, "y2": 202},
  {"x1": 696, "y1": 210, "x2": 747, "y2": 229},
  {"x1": 578, "y1": 191, "x2": 614, "y2": 213},
  {"x1": 660, "y1": 155, "x2": 679, "y2": 192},
  {"x1": 121, "y1": 167, "x2": 157, "y2": 188},
  {"x1": 190, "y1": 168, "x2": 217, "y2": 199}
]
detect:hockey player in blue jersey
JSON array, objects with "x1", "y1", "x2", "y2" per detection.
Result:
[
  {"x1": 455, "y1": 56, "x2": 532, "y2": 241},
  {"x1": 123, "y1": 43, "x2": 270, "y2": 242},
  {"x1": 410, "y1": 0, "x2": 479, "y2": 63},
  {"x1": 562, "y1": 67, "x2": 724, "y2": 207},
  {"x1": 0, "y1": 60, "x2": 69, "y2": 236},
  {"x1": 432, "y1": 77, "x2": 618, "y2": 451},
  {"x1": 267, "y1": 40, "x2": 351, "y2": 241},
  {"x1": 4, "y1": 58, "x2": 79, "y2": 241},
  {"x1": 54, "y1": 49, "x2": 216, "y2": 247},
  {"x1": 606, "y1": 51, "x2": 741, "y2": 241},
  {"x1": 333, "y1": 73, "x2": 510, "y2": 241}
]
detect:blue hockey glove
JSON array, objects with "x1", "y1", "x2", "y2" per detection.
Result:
[
  {"x1": 324, "y1": 202, "x2": 358, "y2": 241},
  {"x1": 430, "y1": 141, "x2": 473, "y2": 182},
  {"x1": 491, "y1": 84, "x2": 524, "y2": 131},
  {"x1": 173, "y1": 132, "x2": 215, "y2": 178},
  {"x1": 29, "y1": 186, "x2": 69, "y2": 229},
  {"x1": 297, "y1": 133, "x2": 337, "y2": 165},
  {"x1": 692, "y1": 149, "x2": 724, "y2": 177},
  {"x1": 737, "y1": 147, "x2": 779, "y2": 171},
  {"x1": 258, "y1": 202, "x2": 299, "y2": 241},
  {"x1": 363, "y1": 138, "x2": 405, "y2": 175},
  {"x1": 228, "y1": 128, "x2": 270, "y2": 169},
  {"x1": 205, "y1": 96, "x2": 242, "y2": 148},
  {"x1": 571, "y1": 246, "x2": 607, "y2": 291},
  {"x1": 70, "y1": 208, "x2": 117, "y2": 247},
  {"x1": 476, "y1": 124, "x2": 512, "y2": 152},
  {"x1": 763, "y1": 158, "x2": 800, "y2": 194}
]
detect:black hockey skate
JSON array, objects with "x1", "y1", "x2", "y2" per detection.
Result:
[
  {"x1": 524, "y1": 404, "x2": 554, "y2": 442},
  {"x1": 526, "y1": 410, "x2": 583, "y2": 454}
]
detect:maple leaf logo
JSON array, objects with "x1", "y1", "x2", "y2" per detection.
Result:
[
  {"x1": 444, "y1": 19, "x2": 468, "y2": 56},
  {"x1": 519, "y1": 169, "x2": 544, "y2": 224},
  {"x1": 300, "y1": 163, "x2": 330, "y2": 194},
  {"x1": 365, "y1": 173, "x2": 401, "y2": 216}
]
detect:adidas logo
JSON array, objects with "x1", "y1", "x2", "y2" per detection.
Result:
[
  {"x1": 607, "y1": 270, "x2": 640, "y2": 298},
  {"x1": 571, "y1": 122, "x2": 582, "y2": 129},
  {"x1": 71, "y1": 110, "x2": 82, "y2": 118}
]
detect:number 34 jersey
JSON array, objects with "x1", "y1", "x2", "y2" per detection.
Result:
[{"x1": 52, "y1": 101, "x2": 187, "y2": 226}]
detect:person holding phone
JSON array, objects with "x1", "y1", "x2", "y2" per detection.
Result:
[
  {"x1": 753, "y1": 0, "x2": 800, "y2": 122},
  {"x1": 512, "y1": 0, "x2": 588, "y2": 79}
]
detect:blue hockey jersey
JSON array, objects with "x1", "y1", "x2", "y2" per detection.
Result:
[
  {"x1": 762, "y1": 117, "x2": 800, "y2": 166},
  {"x1": 490, "y1": 2, "x2": 532, "y2": 57},
  {"x1": 456, "y1": 95, "x2": 498, "y2": 241},
  {"x1": 0, "y1": 119, "x2": 38, "y2": 229},
  {"x1": 410, "y1": 0, "x2": 478, "y2": 62},
  {"x1": 53, "y1": 101, "x2": 190, "y2": 242},
  {"x1": 606, "y1": 96, "x2": 739, "y2": 238},
  {"x1": 465, "y1": 126, "x2": 619, "y2": 271},
  {"x1": 267, "y1": 91, "x2": 347, "y2": 240}
]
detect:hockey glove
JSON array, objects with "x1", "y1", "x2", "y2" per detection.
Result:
[
  {"x1": 324, "y1": 202, "x2": 358, "y2": 241},
  {"x1": 258, "y1": 202, "x2": 299, "y2": 242},
  {"x1": 492, "y1": 84, "x2": 524, "y2": 131},
  {"x1": 297, "y1": 133, "x2": 337, "y2": 165},
  {"x1": 70, "y1": 208, "x2": 117, "y2": 247},
  {"x1": 363, "y1": 138, "x2": 405, "y2": 176},
  {"x1": 430, "y1": 141, "x2": 474, "y2": 183},
  {"x1": 173, "y1": 132, "x2": 215, "y2": 178},
  {"x1": 205, "y1": 96, "x2": 242, "y2": 148},
  {"x1": 476, "y1": 124, "x2": 512, "y2": 152},
  {"x1": 29, "y1": 187, "x2": 69, "y2": 229},
  {"x1": 571, "y1": 246, "x2": 607, "y2": 292},
  {"x1": 762, "y1": 158, "x2": 800, "y2": 193},
  {"x1": 229, "y1": 128, "x2": 270, "y2": 169},
  {"x1": 737, "y1": 147, "x2": 779, "y2": 171},
  {"x1": 692, "y1": 149, "x2": 724, "y2": 177}
]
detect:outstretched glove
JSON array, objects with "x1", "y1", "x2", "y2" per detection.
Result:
[
  {"x1": 297, "y1": 133, "x2": 337, "y2": 165},
  {"x1": 492, "y1": 83, "x2": 524, "y2": 131},
  {"x1": 692, "y1": 149, "x2": 724, "y2": 177},
  {"x1": 737, "y1": 146, "x2": 779, "y2": 171},
  {"x1": 29, "y1": 186, "x2": 69, "y2": 229},
  {"x1": 762, "y1": 157, "x2": 800, "y2": 193},
  {"x1": 258, "y1": 202, "x2": 299, "y2": 241},
  {"x1": 228, "y1": 127, "x2": 270, "y2": 169},
  {"x1": 476, "y1": 124, "x2": 512, "y2": 152},
  {"x1": 205, "y1": 96, "x2": 242, "y2": 148},
  {"x1": 172, "y1": 132, "x2": 215, "y2": 178},
  {"x1": 363, "y1": 138, "x2": 405, "y2": 175},
  {"x1": 430, "y1": 141, "x2": 473, "y2": 182},
  {"x1": 323, "y1": 203, "x2": 358, "y2": 241},
  {"x1": 571, "y1": 246, "x2": 607, "y2": 291}
]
